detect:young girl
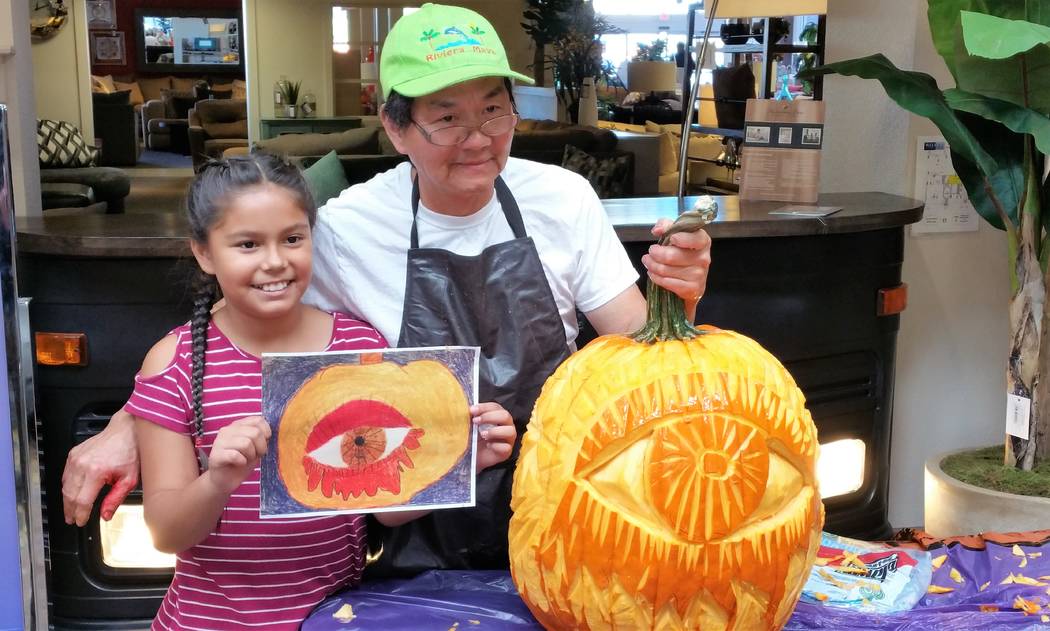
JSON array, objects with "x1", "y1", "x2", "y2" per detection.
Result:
[{"x1": 125, "y1": 154, "x2": 515, "y2": 631}]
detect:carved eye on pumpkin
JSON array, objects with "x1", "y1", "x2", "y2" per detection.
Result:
[
  {"x1": 278, "y1": 360, "x2": 470, "y2": 510},
  {"x1": 579, "y1": 411, "x2": 806, "y2": 545}
]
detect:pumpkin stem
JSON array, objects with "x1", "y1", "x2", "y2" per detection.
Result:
[{"x1": 631, "y1": 199, "x2": 718, "y2": 344}]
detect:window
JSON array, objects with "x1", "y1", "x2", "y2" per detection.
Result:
[{"x1": 331, "y1": 5, "x2": 418, "y2": 115}]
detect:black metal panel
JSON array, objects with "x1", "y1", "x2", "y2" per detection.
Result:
[{"x1": 18, "y1": 254, "x2": 190, "y2": 629}]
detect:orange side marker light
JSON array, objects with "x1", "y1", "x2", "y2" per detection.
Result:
[
  {"x1": 877, "y1": 283, "x2": 908, "y2": 316},
  {"x1": 35, "y1": 332, "x2": 88, "y2": 366}
]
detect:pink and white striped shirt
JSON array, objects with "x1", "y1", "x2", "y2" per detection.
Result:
[{"x1": 126, "y1": 312, "x2": 386, "y2": 631}]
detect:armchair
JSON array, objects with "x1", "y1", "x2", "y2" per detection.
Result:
[{"x1": 188, "y1": 99, "x2": 249, "y2": 170}]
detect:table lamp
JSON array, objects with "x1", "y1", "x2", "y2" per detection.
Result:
[{"x1": 627, "y1": 60, "x2": 678, "y2": 105}]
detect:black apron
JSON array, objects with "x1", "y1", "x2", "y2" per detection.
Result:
[{"x1": 364, "y1": 175, "x2": 570, "y2": 578}]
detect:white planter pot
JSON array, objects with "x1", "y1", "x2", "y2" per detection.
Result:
[{"x1": 924, "y1": 449, "x2": 1050, "y2": 537}]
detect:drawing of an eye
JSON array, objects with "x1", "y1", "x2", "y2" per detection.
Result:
[
  {"x1": 307, "y1": 427, "x2": 413, "y2": 468},
  {"x1": 301, "y1": 399, "x2": 424, "y2": 499},
  {"x1": 276, "y1": 360, "x2": 471, "y2": 510}
]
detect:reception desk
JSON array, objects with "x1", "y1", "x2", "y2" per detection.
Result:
[{"x1": 16, "y1": 192, "x2": 921, "y2": 629}]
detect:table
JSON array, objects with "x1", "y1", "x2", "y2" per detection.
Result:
[{"x1": 259, "y1": 116, "x2": 362, "y2": 139}]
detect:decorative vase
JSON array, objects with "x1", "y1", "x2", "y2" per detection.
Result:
[
  {"x1": 924, "y1": 449, "x2": 1050, "y2": 537},
  {"x1": 285, "y1": 104, "x2": 298, "y2": 119}
]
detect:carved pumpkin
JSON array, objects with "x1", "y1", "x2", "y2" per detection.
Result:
[
  {"x1": 278, "y1": 359, "x2": 469, "y2": 510},
  {"x1": 509, "y1": 208, "x2": 824, "y2": 630}
]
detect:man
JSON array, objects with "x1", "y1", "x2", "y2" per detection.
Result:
[{"x1": 62, "y1": 3, "x2": 712, "y2": 575}]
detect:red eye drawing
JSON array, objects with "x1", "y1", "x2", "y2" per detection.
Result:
[{"x1": 301, "y1": 399, "x2": 425, "y2": 499}]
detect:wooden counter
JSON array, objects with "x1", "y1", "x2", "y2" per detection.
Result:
[{"x1": 16, "y1": 192, "x2": 922, "y2": 257}]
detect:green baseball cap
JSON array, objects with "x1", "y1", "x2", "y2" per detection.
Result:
[{"x1": 380, "y1": 3, "x2": 534, "y2": 99}]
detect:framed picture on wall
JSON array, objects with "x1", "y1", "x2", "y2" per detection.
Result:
[
  {"x1": 90, "y1": 31, "x2": 125, "y2": 65},
  {"x1": 87, "y1": 0, "x2": 116, "y2": 30}
]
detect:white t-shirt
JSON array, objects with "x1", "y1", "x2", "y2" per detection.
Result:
[{"x1": 304, "y1": 157, "x2": 638, "y2": 348}]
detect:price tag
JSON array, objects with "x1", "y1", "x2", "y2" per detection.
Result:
[{"x1": 1005, "y1": 393, "x2": 1031, "y2": 439}]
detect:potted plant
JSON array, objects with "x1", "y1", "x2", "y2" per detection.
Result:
[
  {"x1": 521, "y1": 0, "x2": 573, "y2": 87},
  {"x1": 280, "y1": 80, "x2": 302, "y2": 119},
  {"x1": 806, "y1": 0, "x2": 1050, "y2": 534},
  {"x1": 545, "y1": 0, "x2": 619, "y2": 124}
]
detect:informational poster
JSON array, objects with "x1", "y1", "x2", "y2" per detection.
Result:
[
  {"x1": 911, "y1": 136, "x2": 979, "y2": 235},
  {"x1": 260, "y1": 346, "x2": 480, "y2": 518},
  {"x1": 739, "y1": 98, "x2": 826, "y2": 204}
]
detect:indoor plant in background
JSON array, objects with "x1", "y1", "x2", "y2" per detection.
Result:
[
  {"x1": 807, "y1": 0, "x2": 1050, "y2": 534},
  {"x1": 279, "y1": 79, "x2": 302, "y2": 119},
  {"x1": 521, "y1": 0, "x2": 573, "y2": 87},
  {"x1": 545, "y1": 0, "x2": 619, "y2": 124}
]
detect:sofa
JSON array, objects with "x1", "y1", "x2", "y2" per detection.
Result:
[
  {"x1": 252, "y1": 119, "x2": 637, "y2": 199},
  {"x1": 188, "y1": 99, "x2": 249, "y2": 170},
  {"x1": 40, "y1": 166, "x2": 131, "y2": 213},
  {"x1": 137, "y1": 77, "x2": 246, "y2": 151},
  {"x1": 599, "y1": 120, "x2": 729, "y2": 195}
]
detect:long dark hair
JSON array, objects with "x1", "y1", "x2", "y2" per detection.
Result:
[{"x1": 186, "y1": 154, "x2": 316, "y2": 458}]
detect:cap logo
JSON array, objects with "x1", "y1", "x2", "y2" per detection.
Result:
[{"x1": 418, "y1": 23, "x2": 497, "y2": 62}]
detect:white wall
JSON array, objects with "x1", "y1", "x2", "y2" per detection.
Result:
[
  {"x1": 30, "y1": 0, "x2": 93, "y2": 143},
  {"x1": 244, "y1": 0, "x2": 335, "y2": 142},
  {"x1": 0, "y1": 0, "x2": 42, "y2": 218},
  {"x1": 822, "y1": 0, "x2": 1009, "y2": 528}
]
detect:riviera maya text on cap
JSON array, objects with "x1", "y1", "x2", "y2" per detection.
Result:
[{"x1": 379, "y1": 2, "x2": 534, "y2": 99}]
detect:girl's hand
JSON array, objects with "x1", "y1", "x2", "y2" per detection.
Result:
[
  {"x1": 471, "y1": 402, "x2": 515, "y2": 473},
  {"x1": 206, "y1": 416, "x2": 271, "y2": 494}
]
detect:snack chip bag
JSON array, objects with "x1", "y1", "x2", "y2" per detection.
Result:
[{"x1": 800, "y1": 532, "x2": 933, "y2": 613}]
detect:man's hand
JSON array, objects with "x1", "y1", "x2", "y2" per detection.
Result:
[
  {"x1": 62, "y1": 408, "x2": 139, "y2": 526},
  {"x1": 642, "y1": 219, "x2": 713, "y2": 319}
]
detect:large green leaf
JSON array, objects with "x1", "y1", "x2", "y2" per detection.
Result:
[
  {"x1": 960, "y1": 11, "x2": 1050, "y2": 58},
  {"x1": 927, "y1": 0, "x2": 999, "y2": 80},
  {"x1": 805, "y1": 54, "x2": 997, "y2": 177},
  {"x1": 948, "y1": 110, "x2": 1024, "y2": 231},
  {"x1": 954, "y1": 9, "x2": 1050, "y2": 115},
  {"x1": 945, "y1": 88, "x2": 1050, "y2": 154}
]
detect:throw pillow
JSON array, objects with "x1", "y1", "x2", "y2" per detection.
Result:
[
  {"x1": 90, "y1": 74, "x2": 116, "y2": 93},
  {"x1": 37, "y1": 119, "x2": 98, "y2": 168},
  {"x1": 137, "y1": 76, "x2": 172, "y2": 102},
  {"x1": 302, "y1": 151, "x2": 350, "y2": 207},
  {"x1": 560, "y1": 145, "x2": 632, "y2": 199},
  {"x1": 171, "y1": 76, "x2": 198, "y2": 92},
  {"x1": 645, "y1": 120, "x2": 678, "y2": 176},
  {"x1": 113, "y1": 80, "x2": 145, "y2": 106}
]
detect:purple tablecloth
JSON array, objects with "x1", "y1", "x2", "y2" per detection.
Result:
[{"x1": 304, "y1": 531, "x2": 1050, "y2": 630}]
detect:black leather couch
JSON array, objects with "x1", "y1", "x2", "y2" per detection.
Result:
[{"x1": 40, "y1": 166, "x2": 131, "y2": 213}]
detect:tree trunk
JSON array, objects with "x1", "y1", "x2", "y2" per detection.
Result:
[
  {"x1": 1031, "y1": 254, "x2": 1050, "y2": 464},
  {"x1": 1004, "y1": 171, "x2": 1046, "y2": 469},
  {"x1": 533, "y1": 43, "x2": 546, "y2": 87}
]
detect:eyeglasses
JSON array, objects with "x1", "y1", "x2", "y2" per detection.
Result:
[{"x1": 411, "y1": 112, "x2": 519, "y2": 146}]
